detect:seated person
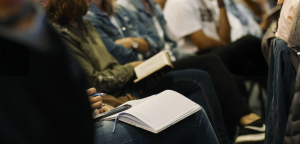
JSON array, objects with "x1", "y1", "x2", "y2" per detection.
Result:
[
  {"x1": 86, "y1": 0, "x2": 265, "y2": 142},
  {"x1": 209, "y1": 0, "x2": 266, "y2": 41},
  {"x1": 0, "y1": 0, "x2": 94, "y2": 143},
  {"x1": 163, "y1": 0, "x2": 268, "y2": 77},
  {"x1": 86, "y1": 0, "x2": 161, "y2": 65},
  {"x1": 46, "y1": 0, "x2": 231, "y2": 143}
]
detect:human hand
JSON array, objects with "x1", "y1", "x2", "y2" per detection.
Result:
[
  {"x1": 114, "y1": 38, "x2": 133, "y2": 49},
  {"x1": 99, "y1": 105, "x2": 115, "y2": 113},
  {"x1": 93, "y1": 104, "x2": 115, "y2": 115},
  {"x1": 87, "y1": 88, "x2": 102, "y2": 110},
  {"x1": 129, "y1": 61, "x2": 143, "y2": 67}
]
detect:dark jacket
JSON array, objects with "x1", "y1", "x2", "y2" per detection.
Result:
[
  {"x1": 0, "y1": 23, "x2": 94, "y2": 144},
  {"x1": 283, "y1": 65, "x2": 300, "y2": 144},
  {"x1": 283, "y1": 3, "x2": 300, "y2": 143}
]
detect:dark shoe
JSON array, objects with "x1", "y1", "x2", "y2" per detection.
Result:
[{"x1": 235, "y1": 119, "x2": 265, "y2": 144}]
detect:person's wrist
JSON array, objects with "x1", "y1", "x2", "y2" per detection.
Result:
[{"x1": 131, "y1": 38, "x2": 139, "y2": 50}]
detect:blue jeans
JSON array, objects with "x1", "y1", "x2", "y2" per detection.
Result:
[
  {"x1": 94, "y1": 108, "x2": 218, "y2": 144},
  {"x1": 266, "y1": 38, "x2": 297, "y2": 144},
  {"x1": 115, "y1": 69, "x2": 231, "y2": 144}
]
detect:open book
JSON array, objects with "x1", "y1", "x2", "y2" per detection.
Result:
[
  {"x1": 134, "y1": 51, "x2": 173, "y2": 83},
  {"x1": 100, "y1": 90, "x2": 201, "y2": 134}
]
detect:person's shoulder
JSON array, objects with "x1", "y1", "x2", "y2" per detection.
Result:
[
  {"x1": 84, "y1": 19, "x2": 97, "y2": 30},
  {"x1": 48, "y1": 20, "x2": 80, "y2": 44},
  {"x1": 48, "y1": 20, "x2": 68, "y2": 35}
]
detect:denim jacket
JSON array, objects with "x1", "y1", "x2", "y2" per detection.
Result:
[
  {"x1": 84, "y1": 3, "x2": 159, "y2": 65},
  {"x1": 118, "y1": 0, "x2": 183, "y2": 59}
]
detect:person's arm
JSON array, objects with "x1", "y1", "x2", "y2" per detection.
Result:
[
  {"x1": 217, "y1": 0, "x2": 231, "y2": 44},
  {"x1": 164, "y1": 1, "x2": 224, "y2": 51},
  {"x1": 114, "y1": 37, "x2": 150, "y2": 54},
  {"x1": 60, "y1": 34, "x2": 137, "y2": 92},
  {"x1": 84, "y1": 15, "x2": 140, "y2": 65},
  {"x1": 125, "y1": 7, "x2": 160, "y2": 58},
  {"x1": 189, "y1": 29, "x2": 224, "y2": 50}
]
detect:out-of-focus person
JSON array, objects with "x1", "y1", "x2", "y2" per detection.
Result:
[
  {"x1": 163, "y1": 0, "x2": 268, "y2": 76},
  {"x1": 0, "y1": 0, "x2": 95, "y2": 144}
]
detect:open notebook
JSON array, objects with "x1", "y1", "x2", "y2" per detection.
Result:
[{"x1": 100, "y1": 90, "x2": 201, "y2": 134}]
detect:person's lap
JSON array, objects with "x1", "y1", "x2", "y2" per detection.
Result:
[
  {"x1": 196, "y1": 35, "x2": 267, "y2": 76},
  {"x1": 94, "y1": 108, "x2": 219, "y2": 144},
  {"x1": 120, "y1": 69, "x2": 231, "y2": 144}
]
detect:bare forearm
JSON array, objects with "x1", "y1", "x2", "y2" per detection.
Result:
[
  {"x1": 196, "y1": 37, "x2": 223, "y2": 50},
  {"x1": 114, "y1": 37, "x2": 150, "y2": 54},
  {"x1": 217, "y1": 7, "x2": 231, "y2": 44},
  {"x1": 189, "y1": 30, "x2": 224, "y2": 50}
]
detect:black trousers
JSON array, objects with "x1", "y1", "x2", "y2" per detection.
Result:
[
  {"x1": 173, "y1": 54, "x2": 252, "y2": 140},
  {"x1": 198, "y1": 35, "x2": 268, "y2": 76}
]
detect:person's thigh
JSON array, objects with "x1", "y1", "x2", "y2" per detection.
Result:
[
  {"x1": 94, "y1": 109, "x2": 219, "y2": 144},
  {"x1": 209, "y1": 35, "x2": 267, "y2": 76}
]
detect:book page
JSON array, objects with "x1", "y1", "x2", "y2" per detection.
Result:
[
  {"x1": 127, "y1": 90, "x2": 199, "y2": 131},
  {"x1": 102, "y1": 95, "x2": 156, "y2": 119},
  {"x1": 134, "y1": 51, "x2": 171, "y2": 80}
]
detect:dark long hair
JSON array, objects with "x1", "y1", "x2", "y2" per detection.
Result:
[{"x1": 46, "y1": 0, "x2": 88, "y2": 25}]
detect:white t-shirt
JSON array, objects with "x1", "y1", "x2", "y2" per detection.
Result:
[{"x1": 164, "y1": 0, "x2": 220, "y2": 53}]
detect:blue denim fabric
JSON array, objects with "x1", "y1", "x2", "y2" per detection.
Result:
[
  {"x1": 266, "y1": 38, "x2": 297, "y2": 144},
  {"x1": 118, "y1": 0, "x2": 193, "y2": 60},
  {"x1": 120, "y1": 69, "x2": 231, "y2": 144},
  {"x1": 84, "y1": 3, "x2": 160, "y2": 65},
  {"x1": 94, "y1": 108, "x2": 219, "y2": 144}
]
